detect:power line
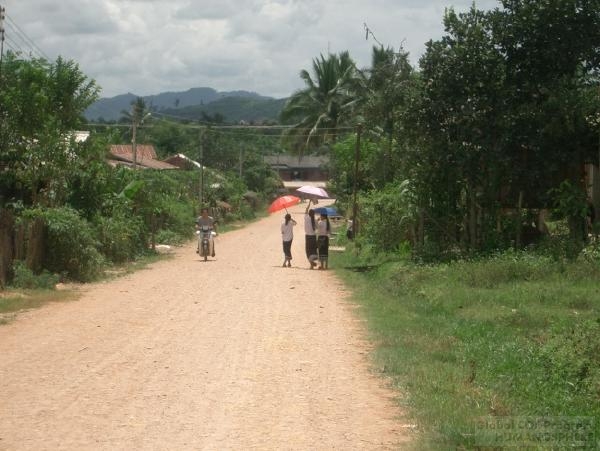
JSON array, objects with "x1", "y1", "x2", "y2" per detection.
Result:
[
  {"x1": 5, "y1": 14, "x2": 48, "y2": 60},
  {"x1": 4, "y1": 34, "x2": 25, "y2": 55}
]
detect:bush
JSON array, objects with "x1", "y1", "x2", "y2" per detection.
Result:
[
  {"x1": 539, "y1": 319, "x2": 600, "y2": 396},
  {"x1": 94, "y1": 213, "x2": 146, "y2": 263},
  {"x1": 23, "y1": 207, "x2": 105, "y2": 282},
  {"x1": 155, "y1": 229, "x2": 185, "y2": 245},
  {"x1": 11, "y1": 260, "x2": 59, "y2": 289},
  {"x1": 361, "y1": 180, "x2": 417, "y2": 252}
]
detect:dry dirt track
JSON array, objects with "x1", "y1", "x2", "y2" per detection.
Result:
[{"x1": 0, "y1": 202, "x2": 410, "y2": 450}]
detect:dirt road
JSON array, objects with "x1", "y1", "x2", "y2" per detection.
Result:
[{"x1": 0, "y1": 202, "x2": 409, "y2": 450}]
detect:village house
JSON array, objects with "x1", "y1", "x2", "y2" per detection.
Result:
[
  {"x1": 108, "y1": 144, "x2": 178, "y2": 170},
  {"x1": 263, "y1": 154, "x2": 329, "y2": 190}
]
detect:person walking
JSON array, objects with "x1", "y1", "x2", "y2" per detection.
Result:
[
  {"x1": 317, "y1": 212, "x2": 331, "y2": 270},
  {"x1": 281, "y1": 213, "x2": 297, "y2": 267},
  {"x1": 304, "y1": 203, "x2": 319, "y2": 269}
]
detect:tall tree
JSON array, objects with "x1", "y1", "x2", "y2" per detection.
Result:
[
  {"x1": 280, "y1": 51, "x2": 360, "y2": 154},
  {"x1": 0, "y1": 53, "x2": 100, "y2": 206}
]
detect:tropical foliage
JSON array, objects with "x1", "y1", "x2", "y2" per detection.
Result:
[
  {"x1": 0, "y1": 52, "x2": 281, "y2": 283},
  {"x1": 308, "y1": 1, "x2": 600, "y2": 259}
]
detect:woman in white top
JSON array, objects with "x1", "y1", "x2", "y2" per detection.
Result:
[
  {"x1": 281, "y1": 213, "x2": 297, "y2": 267},
  {"x1": 304, "y1": 204, "x2": 318, "y2": 268},
  {"x1": 317, "y1": 212, "x2": 331, "y2": 269}
]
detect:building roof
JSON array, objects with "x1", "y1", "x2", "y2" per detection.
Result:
[
  {"x1": 108, "y1": 145, "x2": 178, "y2": 170},
  {"x1": 163, "y1": 153, "x2": 203, "y2": 170},
  {"x1": 110, "y1": 144, "x2": 157, "y2": 160},
  {"x1": 282, "y1": 180, "x2": 327, "y2": 189},
  {"x1": 264, "y1": 154, "x2": 328, "y2": 169}
]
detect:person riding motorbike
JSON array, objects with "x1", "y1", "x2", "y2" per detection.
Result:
[{"x1": 195, "y1": 208, "x2": 218, "y2": 257}]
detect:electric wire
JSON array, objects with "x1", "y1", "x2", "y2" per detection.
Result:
[
  {"x1": 5, "y1": 14, "x2": 48, "y2": 60},
  {"x1": 4, "y1": 34, "x2": 24, "y2": 55}
]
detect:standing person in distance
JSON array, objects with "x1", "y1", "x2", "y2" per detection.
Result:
[
  {"x1": 317, "y1": 212, "x2": 331, "y2": 269},
  {"x1": 304, "y1": 201, "x2": 319, "y2": 269},
  {"x1": 281, "y1": 213, "x2": 297, "y2": 267}
]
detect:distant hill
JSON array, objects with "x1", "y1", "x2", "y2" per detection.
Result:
[
  {"x1": 85, "y1": 87, "x2": 287, "y2": 123},
  {"x1": 160, "y1": 96, "x2": 288, "y2": 124}
]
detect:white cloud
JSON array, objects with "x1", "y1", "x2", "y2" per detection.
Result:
[{"x1": 3, "y1": 0, "x2": 499, "y2": 98}]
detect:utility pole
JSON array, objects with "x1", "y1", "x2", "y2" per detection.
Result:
[
  {"x1": 0, "y1": 5, "x2": 5, "y2": 77},
  {"x1": 199, "y1": 128, "x2": 204, "y2": 206},
  {"x1": 351, "y1": 123, "x2": 362, "y2": 237},
  {"x1": 239, "y1": 144, "x2": 243, "y2": 178},
  {"x1": 131, "y1": 106, "x2": 150, "y2": 170},
  {"x1": 131, "y1": 115, "x2": 138, "y2": 170}
]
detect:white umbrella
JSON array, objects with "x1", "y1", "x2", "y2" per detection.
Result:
[{"x1": 296, "y1": 185, "x2": 330, "y2": 199}]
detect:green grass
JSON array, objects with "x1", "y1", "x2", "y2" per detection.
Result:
[
  {"x1": 0, "y1": 250, "x2": 173, "y2": 324},
  {"x1": 332, "y1": 250, "x2": 600, "y2": 450},
  {"x1": 0, "y1": 289, "x2": 78, "y2": 323}
]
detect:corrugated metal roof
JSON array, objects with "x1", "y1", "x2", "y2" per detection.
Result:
[
  {"x1": 264, "y1": 154, "x2": 329, "y2": 168},
  {"x1": 110, "y1": 144, "x2": 158, "y2": 160},
  {"x1": 109, "y1": 145, "x2": 178, "y2": 170}
]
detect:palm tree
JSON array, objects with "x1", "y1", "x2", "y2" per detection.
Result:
[{"x1": 280, "y1": 51, "x2": 361, "y2": 154}]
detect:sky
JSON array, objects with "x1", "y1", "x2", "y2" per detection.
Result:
[{"x1": 3, "y1": 0, "x2": 499, "y2": 99}]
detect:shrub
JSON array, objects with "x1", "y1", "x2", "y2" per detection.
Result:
[
  {"x1": 11, "y1": 260, "x2": 59, "y2": 289},
  {"x1": 361, "y1": 180, "x2": 417, "y2": 252},
  {"x1": 538, "y1": 319, "x2": 600, "y2": 396},
  {"x1": 155, "y1": 229, "x2": 185, "y2": 246},
  {"x1": 94, "y1": 213, "x2": 146, "y2": 263},
  {"x1": 22, "y1": 207, "x2": 105, "y2": 282}
]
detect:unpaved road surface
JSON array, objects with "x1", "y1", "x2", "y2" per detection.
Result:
[{"x1": 0, "y1": 202, "x2": 409, "y2": 450}]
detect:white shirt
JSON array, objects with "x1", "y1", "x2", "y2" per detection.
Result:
[
  {"x1": 281, "y1": 219, "x2": 296, "y2": 241},
  {"x1": 317, "y1": 218, "x2": 330, "y2": 237},
  {"x1": 304, "y1": 214, "x2": 316, "y2": 235}
]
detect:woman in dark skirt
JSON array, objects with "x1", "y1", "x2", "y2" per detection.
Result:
[
  {"x1": 304, "y1": 205, "x2": 318, "y2": 268},
  {"x1": 317, "y1": 212, "x2": 331, "y2": 269}
]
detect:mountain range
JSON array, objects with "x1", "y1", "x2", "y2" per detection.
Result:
[{"x1": 84, "y1": 87, "x2": 287, "y2": 124}]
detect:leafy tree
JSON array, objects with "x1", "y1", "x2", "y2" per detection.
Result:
[
  {"x1": 0, "y1": 53, "x2": 100, "y2": 206},
  {"x1": 361, "y1": 46, "x2": 416, "y2": 186},
  {"x1": 280, "y1": 51, "x2": 360, "y2": 153}
]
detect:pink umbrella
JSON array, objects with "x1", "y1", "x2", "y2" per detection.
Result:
[
  {"x1": 268, "y1": 195, "x2": 301, "y2": 213},
  {"x1": 296, "y1": 185, "x2": 330, "y2": 199}
]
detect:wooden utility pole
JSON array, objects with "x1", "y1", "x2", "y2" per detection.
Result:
[
  {"x1": 0, "y1": 6, "x2": 5, "y2": 78},
  {"x1": 351, "y1": 123, "x2": 362, "y2": 237},
  {"x1": 131, "y1": 116, "x2": 138, "y2": 170},
  {"x1": 199, "y1": 129, "x2": 204, "y2": 205}
]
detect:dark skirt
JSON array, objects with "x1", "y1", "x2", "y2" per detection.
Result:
[
  {"x1": 283, "y1": 240, "x2": 293, "y2": 259},
  {"x1": 318, "y1": 235, "x2": 329, "y2": 259},
  {"x1": 305, "y1": 235, "x2": 318, "y2": 261}
]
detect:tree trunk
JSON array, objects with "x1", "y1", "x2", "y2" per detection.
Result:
[
  {"x1": 515, "y1": 191, "x2": 523, "y2": 249},
  {"x1": 0, "y1": 210, "x2": 15, "y2": 289},
  {"x1": 469, "y1": 186, "x2": 477, "y2": 250},
  {"x1": 26, "y1": 218, "x2": 45, "y2": 274}
]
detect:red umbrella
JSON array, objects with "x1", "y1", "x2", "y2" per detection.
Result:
[{"x1": 268, "y1": 195, "x2": 301, "y2": 213}]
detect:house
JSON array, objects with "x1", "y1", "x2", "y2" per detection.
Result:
[
  {"x1": 264, "y1": 154, "x2": 329, "y2": 190},
  {"x1": 108, "y1": 145, "x2": 178, "y2": 170},
  {"x1": 163, "y1": 153, "x2": 204, "y2": 171}
]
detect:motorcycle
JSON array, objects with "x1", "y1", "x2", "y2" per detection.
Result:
[{"x1": 196, "y1": 225, "x2": 215, "y2": 261}]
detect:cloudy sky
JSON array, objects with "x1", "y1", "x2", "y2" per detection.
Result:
[{"x1": 3, "y1": 0, "x2": 498, "y2": 99}]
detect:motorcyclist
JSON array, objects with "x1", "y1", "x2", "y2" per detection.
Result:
[{"x1": 195, "y1": 208, "x2": 218, "y2": 257}]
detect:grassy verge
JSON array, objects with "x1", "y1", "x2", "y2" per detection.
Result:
[
  {"x1": 0, "y1": 214, "x2": 256, "y2": 323},
  {"x1": 0, "y1": 251, "x2": 173, "y2": 325},
  {"x1": 0, "y1": 289, "x2": 78, "y2": 324},
  {"x1": 332, "y1": 248, "x2": 600, "y2": 450}
]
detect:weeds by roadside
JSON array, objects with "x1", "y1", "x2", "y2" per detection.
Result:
[{"x1": 332, "y1": 249, "x2": 600, "y2": 450}]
